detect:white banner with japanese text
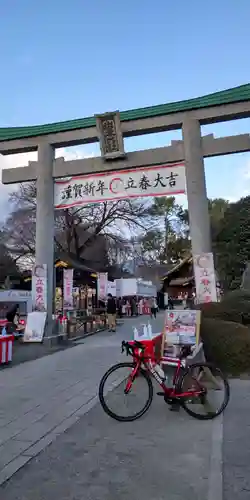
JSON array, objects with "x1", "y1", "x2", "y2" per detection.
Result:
[
  {"x1": 97, "y1": 273, "x2": 108, "y2": 301},
  {"x1": 63, "y1": 269, "x2": 74, "y2": 309},
  {"x1": 54, "y1": 163, "x2": 186, "y2": 209},
  {"x1": 32, "y1": 264, "x2": 47, "y2": 312},
  {"x1": 193, "y1": 253, "x2": 217, "y2": 304}
]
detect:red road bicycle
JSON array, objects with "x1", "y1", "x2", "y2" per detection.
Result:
[{"x1": 99, "y1": 340, "x2": 230, "y2": 421}]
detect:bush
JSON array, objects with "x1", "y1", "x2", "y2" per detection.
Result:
[
  {"x1": 223, "y1": 288, "x2": 250, "y2": 308},
  {"x1": 200, "y1": 317, "x2": 250, "y2": 375},
  {"x1": 197, "y1": 302, "x2": 241, "y2": 323},
  {"x1": 196, "y1": 289, "x2": 250, "y2": 324}
]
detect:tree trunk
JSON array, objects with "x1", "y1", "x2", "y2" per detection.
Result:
[{"x1": 163, "y1": 213, "x2": 168, "y2": 261}]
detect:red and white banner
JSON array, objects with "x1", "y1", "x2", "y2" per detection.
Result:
[
  {"x1": 193, "y1": 253, "x2": 217, "y2": 304},
  {"x1": 97, "y1": 273, "x2": 108, "y2": 301},
  {"x1": 63, "y1": 269, "x2": 74, "y2": 309},
  {"x1": 54, "y1": 162, "x2": 186, "y2": 209},
  {"x1": 32, "y1": 264, "x2": 47, "y2": 312},
  {"x1": 0, "y1": 336, "x2": 14, "y2": 364}
]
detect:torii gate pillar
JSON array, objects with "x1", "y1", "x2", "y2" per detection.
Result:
[
  {"x1": 182, "y1": 118, "x2": 212, "y2": 255},
  {"x1": 36, "y1": 142, "x2": 55, "y2": 336}
]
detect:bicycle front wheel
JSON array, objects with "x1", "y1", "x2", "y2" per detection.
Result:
[
  {"x1": 99, "y1": 362, "x2": 153, "y2": 422},
  {"x1": 178, "y1": 362, "x2": 230, "y2": 420}
]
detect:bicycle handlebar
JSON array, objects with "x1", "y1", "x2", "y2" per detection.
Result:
[
  {"x1": 121, "y1": 340, "x2": 145, "y2": 357},
  {"x1": 121, "y1": 341, "x2": 193, "y2": 361}
]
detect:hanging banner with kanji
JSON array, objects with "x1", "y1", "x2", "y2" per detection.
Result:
[
  {"x1": 54, "y1": 162, "x2": 186, "y2": 209},
  {"x1": 193, "y1": 253, "x2": 217, "y2": 304},
  {"x1": 97, "y1": 272, "x2": 108, "y2": 301},
  {"x1": 31, "y1": 264, "x2": 47, "y2": 312},
  {"x1": 63, "y1": 269, "x2": 74, "y2": 309},
  {"x1": 23, "y1": 312, "x2": 47, "y2": 343}
]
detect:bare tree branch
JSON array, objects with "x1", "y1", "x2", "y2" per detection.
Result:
[{"x1": 4, "y1": 182, "x2": 152, "y2": 271}]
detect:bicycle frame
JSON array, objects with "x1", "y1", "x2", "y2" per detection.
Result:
[{"x1": 125, "y1": 349, "x2": 204, "y2": 400}]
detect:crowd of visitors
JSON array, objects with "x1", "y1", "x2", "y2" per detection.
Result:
[
  {"x1": 105, "y1": 291, "x2": 197, "y2": 332},
  {"x1": 106, "y1": 294, "x2": 159, "y2": 332}
]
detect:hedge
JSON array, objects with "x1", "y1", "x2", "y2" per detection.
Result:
[
  {"x1": 200, "y1": 317, "x2": 250, "y2": 375},
  {"x1": 196, "y1": 289, "x2": 250, "y2": 324}
]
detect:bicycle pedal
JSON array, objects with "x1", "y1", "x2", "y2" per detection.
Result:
[{"x1": 156, "y1": 392, "x2": 165, "y2": 396}]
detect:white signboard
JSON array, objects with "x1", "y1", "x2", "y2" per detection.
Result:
[
  {"x1": 0, "y1": 290, "x2": 32, "y2": 310},
  {"x1": 3, "y1": 290, "x2": 31, "y2": 299},
  {"x1": 97, "y1": 272, "x2": 108, "y2": 301},
  {"x1": 121, "y1": 278, "x2": 137, "y2": 296},
  {"x1": 54, "y1": 163, "x2": 186, "y2": 209},
  {"x1": 32, "y1": 264, "x2": 47, "y2": 312},
  {"x1": 115, "y1": 278, "x2": 137, "y2": 297},
  {"x1": 137, "y1": 281, "x2": 157, "y2": 298},
  {"x1": 23, "y1": 311, "x2": 47, "y2": 343},
  {"x1": 63, "y1": 269, "x2": 74, "y2": 309},
  {"x1": 115, "y1": 279, "x2": 122, "y2": 298},
  {"x1": 114, "y1": 278, "x2": 156, "y2": 297},
  {"x1": 193, "y1": 253, "x2": 217, "y2": 304},
  {"x1": 107, "y1": 281, "x2": 116, "y2": 296}
]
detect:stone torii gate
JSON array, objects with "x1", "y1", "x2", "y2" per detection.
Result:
[{"x1": 1, "y1": 84, "x2": 250, "y2": 334}]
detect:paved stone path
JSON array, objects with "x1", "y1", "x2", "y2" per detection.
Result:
[
  {"x1": 223, "y1": 378, "x2": 250, "y2": 500},
  {"x1": 1, "y1": 379, "x2": 215, "y2": 500},
  {"x1": 0, "y1": 315, "x2": 162, "y2": 485},
  {"x1": 0, "y1": 312, "x2": 223, "y2": 499}
]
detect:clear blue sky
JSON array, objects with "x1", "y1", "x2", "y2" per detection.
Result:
[{"x1": 0, "y1": 0, "x2": 249, "y2": 203}]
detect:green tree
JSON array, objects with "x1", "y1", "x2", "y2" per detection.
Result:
[
  {"x1": 213, "y1": 196, "x2": 250, "y2": 289},
  {"x1": 208, "y1": 198, "x2": 230, "y2": 239},
  {"x1": 140, "y1": 229, "x2": 165, "y2": 262},
  {"x1": 144, "y1": 197, "x2": 190, "y2": 263}
]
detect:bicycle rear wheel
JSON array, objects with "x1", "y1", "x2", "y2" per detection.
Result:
[
  {"x1": 178, "y1": 362, "x2": 230, "y2": 420},
  {"x1": 99, "y1": 362, "x2": 153, "y2": 422}
]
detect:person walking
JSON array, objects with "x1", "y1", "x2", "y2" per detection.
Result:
[
  {"x1": 138, "y1": 298, "x2": 143, "y2": 315},
  {"x1": 149, "y1": 297, "x2": 158, "y2": 319},
  {"x1": 106, "y1": 294, "x2": 117, "y2": 332},
  {"x1": 164, "y1": 292, "x2": 169, "y2": 309},
  {"x1": 131, "y1": 296, "x2": 137, "y2": 317},
  {"x1": 168, "y1": 296, "x2": 174, "y2": 310},
  {"x1": 5, "y1": 304, "x2": 19, "y2": 334},
  {"x1": 122, "y1": 300, "x2": 126, "y2": 316},
  {"x1": 125, "y1": 300, "x2": 131, "y2": 317},
  {"x1": 182, "y1": 292, "x2": 188, "y2": 309},
  {"x1": 117, "y1": 297, "x2": 123, "y2": 318}
]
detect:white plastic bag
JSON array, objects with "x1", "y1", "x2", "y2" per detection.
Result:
[{"x1": 133, "y1": 323, "x2": 153, "y2": 341}]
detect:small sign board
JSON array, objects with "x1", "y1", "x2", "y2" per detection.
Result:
[
  {"x1": 23, "y1": 311, "x2": 47, "y2": 343},
  {"x1": 162, "y1": 310, "x2": 201, "y2": 349},
  {"x1": 95, "y1": 111, "x2": 125, "y2": 160}
]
